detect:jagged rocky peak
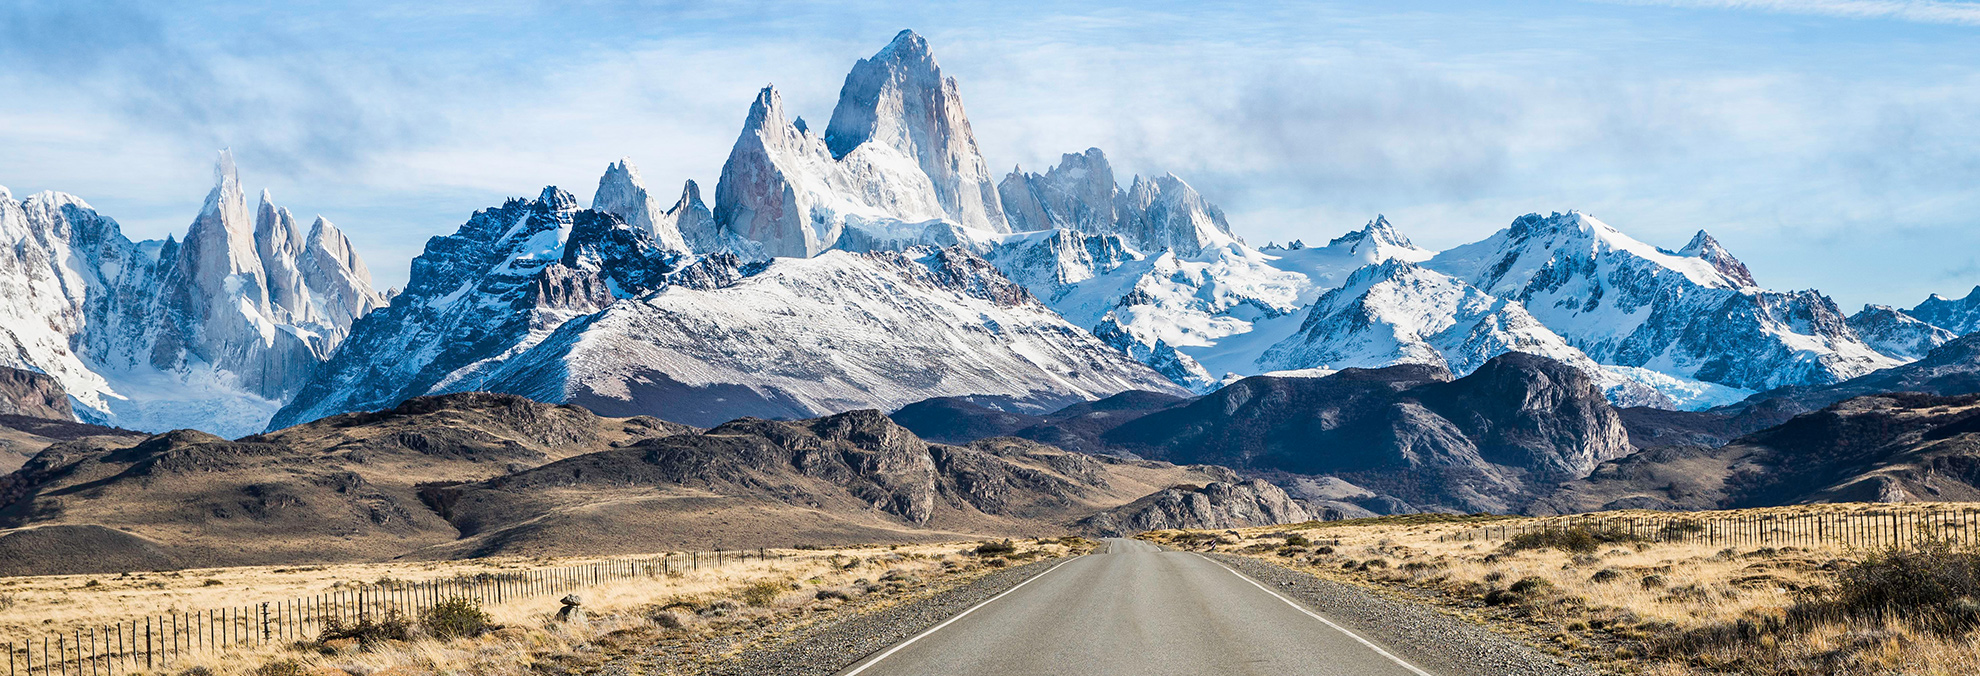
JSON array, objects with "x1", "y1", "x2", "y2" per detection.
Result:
[
  {"x1": 180, "y1": 150, "x2": 270, "y2": 310},
  {"x1": 1850, "y1": 304, "x2": 1957, "y2": 361},
  {"x1": 592, "y1": 158, "x2": 694, "y2": 254},
  {"x1": 0, "y1": 151, "x2": 384, "y2": 435},
  {"x1": 1327, "y1": 215, "x2": 1416, "y2": 253},
  {"x1": 1912, "y1": 286, "x2": 1980, "y2": 335},
  {"x1": 822, "y1": 29, "x2": 1006, "y2": 233},
  {"x1": 1427, "y1": 210, "x2": 1895, "y2": 393},
  {"x1": 1000, "y1": 148, "x2": 1120, "y2": 233},
  {"x1": 254, "y1": 190, "x2": 313, "y2": 324},
  {"x1": 1260, "y1": 258, "x2": 1614, "y2": 386},
  {"x1": 1676, "y1": 229, "x2": 1756, "y2": 288},
  {"x1": 996, "y1": 147, "x2": 1239, "y2": 257}
]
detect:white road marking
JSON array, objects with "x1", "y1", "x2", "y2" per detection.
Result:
[
  {"x1": 839, "y1": 557, "x2": 1076, "y2": 676},
  {"x1": 1198, "y1": 554, "x2": 1435, "y2": 676}
]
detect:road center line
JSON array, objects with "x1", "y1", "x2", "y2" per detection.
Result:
[
  {"x1": 839, "y1": 556, "x2": 1076, "y2": 676},
  {"x1": 1197, "y1": 554, "x2": 1435, "y2": 676}
]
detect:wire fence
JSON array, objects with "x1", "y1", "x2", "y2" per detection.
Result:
[
  {"x1": 1443, "y1": 506, "x2": 1980, "y2": 551},
  {"x1": 2, "y1": 548, "x2": 784, "y2": 676}
]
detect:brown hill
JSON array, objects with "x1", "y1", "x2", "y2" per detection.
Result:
[
  {"x1": 1532, "y1": 393, "x2": 1980, "y2": 514},
  {"x1": 0, "y1": 395, "x2": 1243, "y2": 574},
  {"x1": 0, "y1": 393, "x2": 692, "y2": 572},
  {"x1": 417, "y1": 410, "x2": 1234, "y2": 557}
]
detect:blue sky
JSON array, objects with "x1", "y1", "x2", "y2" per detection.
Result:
[{"x1": 2, "y1": 0, "x2": 1976, "y2": 310}]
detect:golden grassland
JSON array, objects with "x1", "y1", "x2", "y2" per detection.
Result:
[
  {"x1": 1146, "y1": 503, "x2": 1980, "y2": 676},
  {"x1": 0, "y1": 538, "x2": 1091, "y2": 675}
]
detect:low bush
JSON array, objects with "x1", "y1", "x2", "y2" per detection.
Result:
[
  {"x1": 1829, "y1": 538, "x2": 1980, "y2": 633},
  {"x1": 420, "y1": 596, "x2": 492, "y2": 639},
  {"x1": 1503, "y1": 527, "x2": 1639, "y2": 554},
  {"x1": 251, "y1": 660, "x2": 308, "y2": 676},
  {"x1": 318, "y1": 611, "x2": 413, "y2": 647},
  {"x1": 739, "y1": 580, "x2": 785, "y2": 607},
  {"x1": 1656, "y1": 538, "x2": 1980, "y2": 671},
  {"x1": 974, "y1": 540, "x2": 1016, "y2": 556}
]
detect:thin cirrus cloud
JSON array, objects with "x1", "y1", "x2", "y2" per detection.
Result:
[
  {"x1": 0, "y1": 1, "x2": 1974, "y2": 311},
  {"x1": 1602, "y1": 0, "x2": 1980, "y2": 25}
]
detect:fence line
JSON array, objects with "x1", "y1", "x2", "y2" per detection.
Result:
[
  {"x1": 1443, "y1": 506, "x2": 1980, "y2": 552},
  {"x1": 4, "y1": 548, "x2": 784, "y2": 675}
]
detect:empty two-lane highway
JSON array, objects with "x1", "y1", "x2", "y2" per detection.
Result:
[{"x1": 837, "y1": 539, "x2": 1433, "y2": 676}]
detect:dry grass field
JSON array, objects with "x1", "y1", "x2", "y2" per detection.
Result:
[
  {"x1": 1147, "y1": 503, "x2": 1980, "y2": 676},
  {"x1": 0, "y1": 538, "x2": 1089, "y2": 675}
]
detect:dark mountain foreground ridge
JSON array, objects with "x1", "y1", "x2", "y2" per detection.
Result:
[{"x1": 0, "y1": 394, "x2": 1277, "y2": 575}]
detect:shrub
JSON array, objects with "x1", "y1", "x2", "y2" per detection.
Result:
[
  {"x1": 1283, "y1": 533, "x2": 1312, "y2": 547},
  {"x1": 1829, "y1": 538, "x2": 1980, "y2": 633},
  {"x1": 1503, "y1": 527, "x2": 1639, "y2": 554},
  {"x1": 974, "y1": 540, "x2": 1016, "y2": 556},
  {"x1": 739, "y1": 580, "x2": 784, "y2": 607},
  {"x1": 1509, "y1": 576, "x2": 1552, "y2": 595},
  {"x1": 1590, "y1": 568, "x2": 1623, "y2": 584},
  {"x1": 420, "y1": 596, "x2": 492, "y2": 639},
  {"x1": 318, "y1": 611, "x2": 413, "y2": 647},
  {"x1": 252, "y1": 660, "x2": 308, "y2": 676}
]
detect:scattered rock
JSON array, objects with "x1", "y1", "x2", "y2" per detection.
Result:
[{"x1": 555, "y1": 594, "x2": 585, "y2": 622}]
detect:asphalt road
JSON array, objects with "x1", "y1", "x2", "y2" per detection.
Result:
[{"x1": 836, "y1": 539, "x2": 1435, "y2": 676}]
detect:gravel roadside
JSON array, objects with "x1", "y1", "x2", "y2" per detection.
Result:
[
  {"x1": 629, "y1": 556, "x2": 1069, "y2": 676},
  {"x1": 1207, "y1": 553, "x2": 1599, "y2": 676}
]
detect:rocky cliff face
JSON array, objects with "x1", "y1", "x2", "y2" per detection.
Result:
[
  {"x1": 824, "y1": 30, "x2": 1006, "y2": 234},
  {"x1": 1074, "y1": 479, "x2": 1311, "y2": 536},
  {"x1": 0, "y1": 367, "x2": 74, "y2": 421},
  {"x1": 0, "y1": 153, "x2": 385, "y2": 435}
]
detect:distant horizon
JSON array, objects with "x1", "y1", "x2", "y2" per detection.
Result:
[{"x1": 3, "y1": 1, "x2": 1975, "y2": 311}]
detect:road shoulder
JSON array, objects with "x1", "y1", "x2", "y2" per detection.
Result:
[
  {"x1": 1209, "y1": 553, "x2": 1599, "y2": 676},
  {"x1": 692, "y1": 556, "x2": 1070, "y2": 676}
]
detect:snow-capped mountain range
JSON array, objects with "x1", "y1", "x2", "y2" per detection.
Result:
[
  {"x1": 5, "y1": 29, "x2": 1977, "y2": 436},
  {"x1": 0, "y1": 152, "x2": 384, "y2": 436}
]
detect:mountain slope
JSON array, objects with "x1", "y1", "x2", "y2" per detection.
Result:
[
  {"x1": 999, "y1": 148, "x2": 1240, "y2": 256},
  {"x1": 1910, "y1": 287, "x2": 1980, "y2": 335},
  {"x1": 0, "y1": 393, "x2": 686, "y2": 573},
  {"x1": 985, "y1": 216, "x2": 1441, "y2": 389},
  {"x1": 1849, "y1": 304, "x2": 1956, "y2": 361},
  {"x1": 1427, "y1": 212, "x2": 1895, "y2": 392},
  {"x1": 1256, "y1": 259, "x2": 1666, "y2": 406},
  {"x1": 1099, "y1": 353, "x2": 1635, "y2": 512},
  {"x1": 420, "y1": 411, "x2": 1244, "y2": 557},
  {"x1": 275, "y1": 183, "x2": 1181, "y2": 430},
  {"x1": 1533, "y1": 393, "x2": 1980, "y2": 514}
]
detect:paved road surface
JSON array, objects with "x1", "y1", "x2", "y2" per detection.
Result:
[{"x1": 837, "y1": 538, "x2": 1433, "y2": 676}]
